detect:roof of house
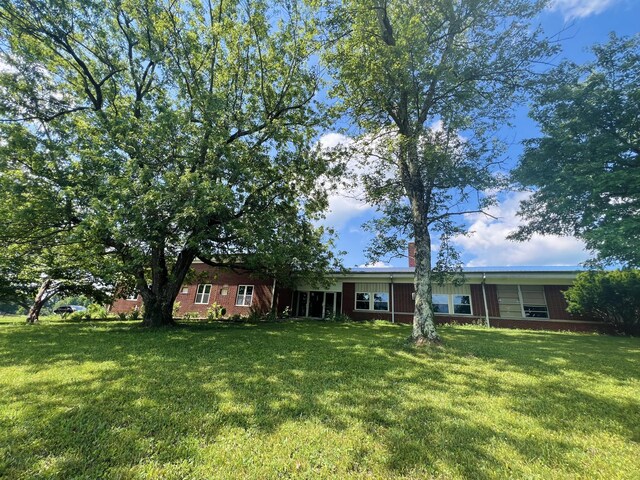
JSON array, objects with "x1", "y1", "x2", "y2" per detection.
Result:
[{"x1": 345, "y1": 266, "x2": 591, "y2": 274}]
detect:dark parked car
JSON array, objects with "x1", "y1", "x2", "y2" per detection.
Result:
[{"x1": 53, "y1": 305, "x2": 87, "y2": 315}]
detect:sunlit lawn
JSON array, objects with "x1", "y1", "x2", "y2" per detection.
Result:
[{"x1": 1, "y1": 316, "x2": 639, "y2": 479}]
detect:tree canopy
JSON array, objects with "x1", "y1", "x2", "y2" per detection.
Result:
[
  {"x1": 320, "y1": 0, "x2": 555, "y2": 343},
  {"x1": 511, "y1": 34, "x2": 640, "y2": 268},
  {"x1": 0, "y1": 0, "x2": 338, "y2": 326}
]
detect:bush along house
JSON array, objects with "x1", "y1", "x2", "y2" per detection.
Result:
[{"x1": 110, "y1": 247, "x2": 607, "y2": 332}]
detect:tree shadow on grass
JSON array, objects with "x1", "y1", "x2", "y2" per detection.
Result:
[{"x1": 0, "y1": 320, "x2": 639, "y2": 478}]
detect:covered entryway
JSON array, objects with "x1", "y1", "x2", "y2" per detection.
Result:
[{"x1": 292, "y1": 290, "x2": 343, "y2": 318}]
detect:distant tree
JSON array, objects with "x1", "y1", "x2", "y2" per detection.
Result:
[
  {"x1": 0, "y1": 0, "x2": 337, "y2": 326},
  {"x1": 511, "y1": 34, "x2": 640, "y2": 267},
  {"x1": 0, "y1": 243, "x2": 114, "y2": 324},
  {"x1": 321, "y1": 0, "x2": 555, "y2": 343},
  {"x1": 565, "y1": 270, "x2": 640, "y2": 336}
]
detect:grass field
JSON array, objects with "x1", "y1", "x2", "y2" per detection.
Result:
[{"x1": 1, "y1": 316, "x2": 639, "y2": 479}]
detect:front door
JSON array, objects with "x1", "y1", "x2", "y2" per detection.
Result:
[{"x1": 308, "y1": 291, "x2": 324, "y2": 318}]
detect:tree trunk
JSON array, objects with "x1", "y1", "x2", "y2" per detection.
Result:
[
  {"x1": 26, "y1": 278, "x2": 53, "y2": 324},
  {"x1": 411, "y1": 226, "x2": 441, "y2": 344},
  {"x1": 406, "y1": 137, "x2": 441, "y2": 345},
  {"x1": 142, "y1": 291, "x2": 176, "y2": 327},
  {"x1": 139, "y1": 246, "x2": 196, "y2": 327}
]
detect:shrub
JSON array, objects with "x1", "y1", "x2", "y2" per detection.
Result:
[
  {"x1": 68, "y1": 310, "x2": 91, "y2": 321},
  {"x1": 324, "y1": 313, "x2": 352, "y2": 322},
  {"x1": 206, "y1": 303, "x2": 226, "y2": 321},
  {"x1": 128, "y1": 306, "x2": 141, "y2": 321},
  {"x1": 117, "y1": 312, "x2": 128, "y2": 321},
  {"x1": 280, "y1": 306, "x2": 291, "y2": 319},
  {"x1": 182, "y1": 312, "x2": 199, "y2": 321},
  {"x1": 172, "y1": 301, "x2": 181, "y2": 318},
  {"x1": 87, "y1": 304, "x2": 108, "y2": 320},
  {"x1": 245, "y1": 307, "x2": 277, "y2": 322},
  {"x1": 565, "y1": 270, "x2": 640, "y2": 335}
]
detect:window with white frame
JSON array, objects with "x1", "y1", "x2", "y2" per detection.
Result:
[
  {"x1": 355, "y1": 283, "x2": 390, "y2": 311},
  {"x1": 521, "y1": 285, "x2": 549, "y2": 318},
  {"x1": 497, "y1": 285, "x2": 549, "y2": 319},
  {"x1": 430, "y1": 293, "x2": 472, "y2": 315},
  {"x1": 236, "y1": 285, "x2": 254, "y2": 306},
  {"x1": 126, "y1": 291, "x2": 138, "y2": 301},
  {"x1": 195, "y1": 284, "x2": 212, "y2": 304},
  {"x1": 432, "y1": 294, "x2": 449, "y2": 313},
  {"x1": 373, "y1": 292, "x2": 389, "y2": 311},
  {"x1": 181, "y1": 287, "x2": 189, "y2": 294},
  {"x1": 453, "y1": 295, "x2": 472, "y2": 314},
  {"x1": 355, "y1": 292, "x2": 370, "y2": 310}
]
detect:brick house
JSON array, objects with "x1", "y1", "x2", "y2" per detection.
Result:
[{"x1": 111, "y1": 250, "x2": 606, "y2": 332}]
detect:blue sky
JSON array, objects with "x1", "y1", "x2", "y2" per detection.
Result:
[{"x1": 317, "y1": 0, "x2": 640, "y2": 269}]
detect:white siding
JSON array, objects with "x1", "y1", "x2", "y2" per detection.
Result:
[{"x1": 355, "y1": 283, "x2": 389, "y2": 294}]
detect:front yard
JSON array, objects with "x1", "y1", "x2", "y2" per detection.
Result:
[{"x1": 0, "y1": 317, "x2": 638, "y2": 479}]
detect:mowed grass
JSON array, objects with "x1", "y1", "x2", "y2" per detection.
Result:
[{"x1": 0, "y1": 317, "x2": 639, "y2": 479}]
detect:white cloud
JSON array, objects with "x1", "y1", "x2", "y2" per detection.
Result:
[
  {"x1": 316, "y1": 132, "x2": 373, "y2": 229},
  {"x1": 549, "y1": 0, "x2": 619, "y2": 19},
  {"x1": 452, "y1": 191, "x2": 590, "y2": 266},
  {"x1": 357, "y1": 261, "x2": 393, "y2": 268}
]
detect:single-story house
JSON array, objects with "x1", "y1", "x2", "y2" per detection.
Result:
[{"x1": 111, "y1": 246, "x2": 605, "y2": 332}]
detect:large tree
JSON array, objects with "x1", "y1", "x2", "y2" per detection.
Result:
[
  {"x1": 0, "y1": 0, "x2": 335, "y2": 326},
  {"x1": 321, "y1": 0, "x2": 555, "y2": 343},
  {"x1": 510, "y1": 34, "x2": 640, "y2": 268}
]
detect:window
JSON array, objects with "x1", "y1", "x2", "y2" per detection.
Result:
[
  {"x1": 523, "y1": 305, "x2": 549, "y2": 318},
  {"x1": 220, "y1": 285, "x2": 229, "y2": 296},
  {"x1": 373, "y1": 293, "x2": 389, "y2": 311},
  {"x1": 195, "y1": 284, "x2": 212, "y2": 304},
  {"x1": 521, "y1": 285, "x2": 549, "y2": 318},
  {"x1": 236, "y1": 285, "x2": 254, "y2": 306},
  {"x1": 181, "y1": 287, "x2": 189, "y2": 294},
  {"x1": 126, "y1": 292, "x2": 138, "y2": 301},
  {"x1": 497, "y1": 285, "x2": 549, "y2": 319},
  {"x1": 453, "y1": 295, "x2": 471, "y2": 314},
  {"x1": 355, "y1": 292, "x2": 389, "y2": 311},
  {"x1": 355, "y1": 292, "x2": 370, "y2": 310},
  {"x1": 432, "y1": 294, "x2": 449, "y2": 313},
  {"x1": 431, "y1": 293, "x2": 471, "y2": 315}
]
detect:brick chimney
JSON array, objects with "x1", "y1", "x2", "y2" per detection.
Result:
[{"x1": 408, "y1": 242, "x2": 416, "y2": 267}]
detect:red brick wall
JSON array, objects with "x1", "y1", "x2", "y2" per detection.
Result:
[
  {"x1": 408, "y1": 242, "x2": 416, "y2": 267},
  {"x1": 110, "y1": 265, "x2": 281, "y2": 318}
]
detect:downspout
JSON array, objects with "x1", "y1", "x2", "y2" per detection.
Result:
[
  {"x1": 270, "y1": 277, "x2": 277, "y2": 312},
  {"x1": 390, "y1": 274, "x2": 395, "y2": 324},
  {"x1": 481, "y1": 273, "x2": 490, "y2": 327}
]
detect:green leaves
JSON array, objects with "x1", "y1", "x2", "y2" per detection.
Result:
[
  {"x1": 565, "y1": 270, "x2": 640, "y2": 335},
  {"x1": 512, "y1": 34, "x2": 640, "y2": 268},
  {"x1": 0, "y1": 0, "x2": 336, "y2": 324}
]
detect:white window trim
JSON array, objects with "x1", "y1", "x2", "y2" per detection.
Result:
[
  {"x1": 354, "y1": 291, "x2": 389, "y2": 312},
  {"x1": 235, "y1": 285, "x2": 254, "y2": 307},
  {"x1": 126, "y1": 293, "x2": 138, "y2": 301},
  {"x1": 431, "y1": 293, "x2": 473, "y2": 316},
  {"x1": 519, "y1": 285, "x2": 550, "y2": 319},
  {"x1": 451, "y1": 294, "x2": 473, "y2": 316},
  {"x1": 195, "y1": 284, "x2": 212, "y2": 304}
]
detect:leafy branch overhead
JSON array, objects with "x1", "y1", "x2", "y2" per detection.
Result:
[
  {"x1": 321, "y1": 0, "x2": 556, "y2": 343},
  {"x1": 0, "y1": 0, "x2": 337, "y2": 325},
  {"x1": 511, "y1": 34, "x2": 640, "y2": 268}
]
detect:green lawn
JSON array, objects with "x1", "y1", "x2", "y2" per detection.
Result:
[{"x1": 1, "y1": 317, "x2": 639, "y2": 479}]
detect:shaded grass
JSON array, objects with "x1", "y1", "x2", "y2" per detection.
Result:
[{"x1": 0, "y1": 318, "x2": 639, "y2": 479}]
